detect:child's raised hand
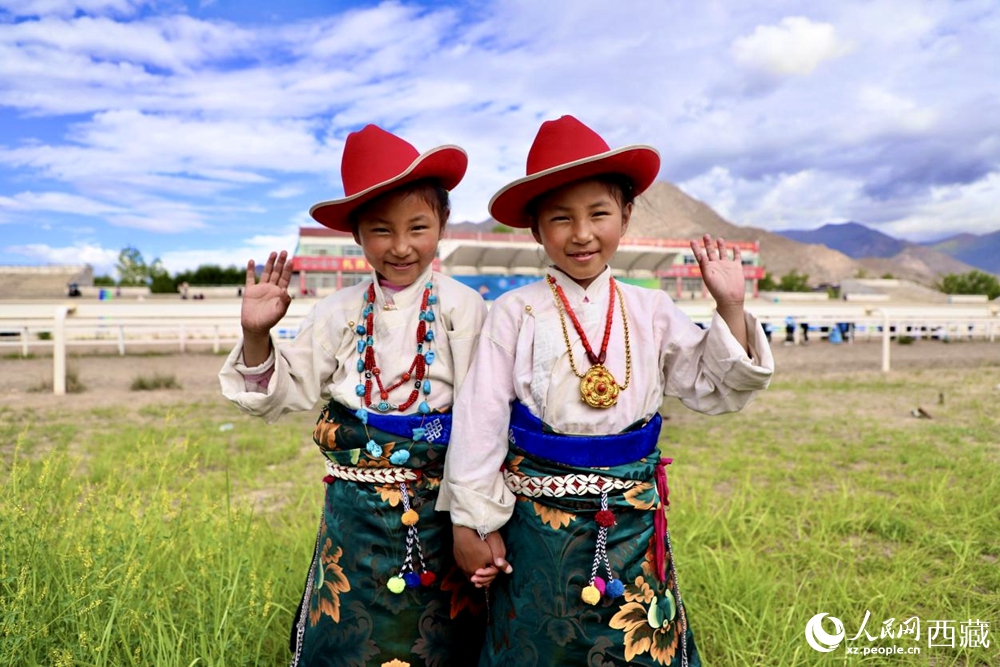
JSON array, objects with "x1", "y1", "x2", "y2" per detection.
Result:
[
  {"x1": 453, "y1": 526, "x2": 512, "y2": 588},
  {"x1": 690, "y1": 234, "x2": 745, "y2": 307},
  {"x1": 241, "y1": 251, "x2": 293, "y2": 336}
]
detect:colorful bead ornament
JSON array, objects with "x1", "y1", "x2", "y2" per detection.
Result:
[
  {"x1": 355, "y1": 282, "x2": 436, "y2": 413},
  {"x1": 386, "y1": 481, "x2": 435, "y2": 594},
  {"x1": 389, "y1": 449, "x2": 410, "y2": 465},
  {"x1": 581, "y1": 491, "x2": 625, "y2": 604}
]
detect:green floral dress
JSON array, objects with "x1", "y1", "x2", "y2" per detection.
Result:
[
  {"x1": 480, "y1": 403, "x2": 700, "y2": 667},
  {"x1": 290, "y1": 400, "x2": 484, "y2": 667}
]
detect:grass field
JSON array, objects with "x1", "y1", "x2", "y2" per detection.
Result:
[{"x1": 2, "y1": 363, "x2": 999, "y2": 666}]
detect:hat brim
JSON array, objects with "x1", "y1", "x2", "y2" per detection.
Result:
[
  {"x1": 310, "y1": 145, "x2": 468, "y2": 232},
  {"x1": 488, "y1": 145, "x2": 661, "y2": 228}
]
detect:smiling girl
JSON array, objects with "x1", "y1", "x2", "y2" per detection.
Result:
[
  {"x1": 220, "y1": 125, "x2": 487, "y2": 667},
  {"x1": 439, "y1": 116, "x2": 775, "y2": 666}
]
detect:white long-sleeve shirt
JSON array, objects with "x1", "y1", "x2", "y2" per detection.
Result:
[
  {"x1": 439, "y1": 266, "x2": 774, "y2": 534},
  {"x1": 219, "y1": 266, "x2": 488, "y2": 423}
]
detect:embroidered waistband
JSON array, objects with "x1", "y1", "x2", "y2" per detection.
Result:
[
  {"x1": 508, "y1": 401, "x2": 660, "y2": 467},
  {"x1": 324, "y1": 459, "x2": 419, "y2": 485},
  {"x1": 502, "y1": 469, "x2": 641, "y2": 498}
]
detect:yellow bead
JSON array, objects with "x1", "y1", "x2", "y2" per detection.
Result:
[
  {"x1": 387, "y1": 576, "x2": 406, "y2": 594},
  {"x1": 581, "y1": 585, "x2": 601, "y2": 605},
  {"x1": 401, "y1": 509, "x2": 419, "y2": 526}
]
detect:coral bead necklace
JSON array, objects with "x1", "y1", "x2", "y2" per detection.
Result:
[
  {"x1": 547, "y1": 274, "x2": 631, "y2": 409},
  {"x1": 354, "y1": 280, "x2": 436, "y2": 414}
]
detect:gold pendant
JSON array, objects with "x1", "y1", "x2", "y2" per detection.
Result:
[{"x1": 580, "y1": 365, "x2": 620, "y2": 409}]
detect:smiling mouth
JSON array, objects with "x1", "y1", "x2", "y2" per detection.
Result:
[
  {"x1": 387, "y1": 261, "x2": 416, "y2": 269},
  {"x1": 568, "y1": 251, "x2": 597, "y2": 261}
]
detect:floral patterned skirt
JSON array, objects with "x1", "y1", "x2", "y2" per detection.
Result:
[
  {"x1": 480, "y1": 404, "x2": 700, "y2": 667},
  {"x1": 290, "y1": 400, "x2": 484, "y2": 667}
]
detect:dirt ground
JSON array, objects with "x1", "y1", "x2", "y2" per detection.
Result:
[{"x1": 2, "y1": 338, "x2": 1000, "y2": 412}]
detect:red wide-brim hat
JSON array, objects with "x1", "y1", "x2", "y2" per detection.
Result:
[
  {"x1": 489, "y1": 115, "x2": 661, "y2": 228},
  {"x1": 310, "y1": 124, "x2": 468, "y2": 232}
]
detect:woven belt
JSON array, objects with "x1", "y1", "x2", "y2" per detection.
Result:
[
  {"x1": 503, "y1": 469, "x2": 640, "y2": 498},
  {"x1": 324, "y1": 459, "x2": 419, "y2": 484}
]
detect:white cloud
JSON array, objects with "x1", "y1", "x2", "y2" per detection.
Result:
[
  {"x1": 856, "y1": 86, "x2": 939, "y2": 134},
  {"x1": 268, "y1": 184, "x2": 306, "y2": 199},
  {"x1": 0, "y1": 0, "x2": 150, "y2": 18},
  {"x1": 0, "y1": 190, "x2": 124, "y2": 215},
  {"x1": 159, "y1": 225, "x2": 300, "y2": 273},
  {"x1": 732, "y1": 16, "x2": 853, "y2": 77},
  {"x1": 5, "y1": 241, "x2": 119, "y2": 272},
  {"x1": 884, "y1": 171, "x2": 1000, "y2": 239}
]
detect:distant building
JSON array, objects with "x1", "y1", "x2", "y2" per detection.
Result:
[{"x1": 292, "y1": 227, "x2": 764, "y2": 299}]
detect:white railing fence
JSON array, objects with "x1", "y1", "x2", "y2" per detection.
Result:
[{"x1": 1, "y1": 301, "x2": 997, "y2": 395}]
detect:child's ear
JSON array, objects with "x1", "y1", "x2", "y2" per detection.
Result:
[
  {"x1": 529, "y1": 217, "x2": 542, "y2": 244},
  {"x1": 620, "y1": 202, "x2": 633, "y2": 236}
]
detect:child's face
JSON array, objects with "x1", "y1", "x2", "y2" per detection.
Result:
[
  {"x1": 531, "y1": 179, "x2": 632, "y2": 289},
  {"x1": 353, "y1": 190, "x2": 443, "y2": 286}
]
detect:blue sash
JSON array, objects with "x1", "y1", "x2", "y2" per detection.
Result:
[
  {"x1": 507, "y1": 401, "x2": 661, "y2": 467},
  {"x1": 362, "y1": 408, "x2": 452, "y2": 445}
]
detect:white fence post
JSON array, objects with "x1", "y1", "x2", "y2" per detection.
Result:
[
  {"x1": 21, "y1": 326, "x2": 29, "y2": 357},
  {"x1": 53, "y1": 306, "x2": 69, "y2": 395},
  {"x1": 179, "y1": 323, "x2": 186, "y2": 353},
  {"x1": 881, "y1": 310, "x2": 891, "y2": 373},
  {"x1": 118, "y1": 325, "x2": 126, "y2": 356}
]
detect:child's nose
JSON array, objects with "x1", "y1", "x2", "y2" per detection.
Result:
[
  {"x1": 571, "y1": 220, "x2": 594, "y2": 243},
  {"x1": 392, "y1": 235, "x2": 411, "y2": 256}
]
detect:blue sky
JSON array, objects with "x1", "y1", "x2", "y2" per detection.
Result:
[{"x1": 1, "y1": 0, "x2": 998, "y2": 276}]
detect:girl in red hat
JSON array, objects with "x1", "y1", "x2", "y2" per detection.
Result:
[
  {"x1": 220, "y1": 125, "x2": 488, "y2": 667},
  {"x1": 439, "y1": 116, "x2": 774, "y2": 666}
]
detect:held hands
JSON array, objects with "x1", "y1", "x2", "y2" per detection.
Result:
[
  {"x1": 241, "y1": 251, "x2": 294, "y2": 336},
  {"x1": 453, "y1": 525, "x2": 512, "y2": 588},
  {"x1": 689, "y1": 234, "x2": 746, "y2": 308}
]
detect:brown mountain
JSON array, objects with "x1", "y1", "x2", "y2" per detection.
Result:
[
  {"x1": 453, "y1": 181, "x2": 980, "y2": 286},
  {"x1": 627, "y1": 182, "x2": 859, "y2": 285}
]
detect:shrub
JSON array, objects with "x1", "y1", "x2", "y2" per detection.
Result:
[
  {"x1": 130, "y1": 374, "x2": 182, "y2": 391},
  {"x1": 30, "y1": 367, "x2": 85, "y2": 393}
]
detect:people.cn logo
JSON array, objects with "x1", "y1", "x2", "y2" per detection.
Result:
[{"x1": 805, "y1": 613, "x2": 846, "y2": 652}]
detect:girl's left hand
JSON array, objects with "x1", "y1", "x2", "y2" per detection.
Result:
[{"x1": 690, "y1": 234, "x2": 746, "y2": 307}]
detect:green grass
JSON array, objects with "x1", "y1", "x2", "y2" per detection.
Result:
[
  {"x1": 2, "y1": 368, "x2": 999, "y2": 665},
  {"x1": 664, "y1": 369, "x2": 1000, "y2": 665}
]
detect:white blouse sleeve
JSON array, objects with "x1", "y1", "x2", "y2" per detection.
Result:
[
  {"x1": 219, "y1": 307, "x2": 341, "y2": 424},
  {"x1": 659, "y1": 295, "x2": 774, "y2": 415},
  {"x1": 437, "y1": 298, "x2": 518, "y2": 534}
]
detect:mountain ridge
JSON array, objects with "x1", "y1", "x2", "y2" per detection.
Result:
[{"x1": 450, "y1": 182, "x2": 989, "y2": 286}]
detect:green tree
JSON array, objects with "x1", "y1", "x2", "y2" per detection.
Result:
[
  {"x1": 758, "y1": 272, "x2": 777, "y2": 291},
  {"x1": 778, "y1": 269, "x2": 811, "y2": 292},
  {"x1": 116, "y1": 246, "x2": 149, "y2": 286},
  {"x1": 174, "y1": 264, "x2": 245, "y2": 286},
  {"x1": 149, "y1": 259, "x2": 175, "y2": 294},
  {"x1": 936, "y1": 270, "x2": 1000, "y2": 300},
  {"x1": 93, "y1": 275, "x2": 116, "y2": 286}
]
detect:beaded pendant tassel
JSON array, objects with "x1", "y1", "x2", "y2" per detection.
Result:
[
  {"x1": 386, "y1": 482, "x2": 436, "y2": 594},
  {"x1": 581, "y1": 491, "x2": 625, "y2": 604}
]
